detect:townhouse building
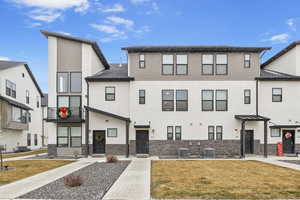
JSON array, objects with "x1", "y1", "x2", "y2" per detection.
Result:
[
  {"x1": 42, "y1": 30, "x2": 300, "y2": 158},
  {"x1": 0, "y1": 61, "x2": 43, "y2": 152}
]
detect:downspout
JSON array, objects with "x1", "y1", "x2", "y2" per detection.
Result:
[
  {"x1": 256, "y1": 80, "x2": 259, "y2": 116},
  {"x1": 85, "y1": 81, "x2": 90, "y2": 157}
]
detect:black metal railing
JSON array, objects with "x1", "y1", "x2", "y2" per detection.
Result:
[{"x1": 47, "y1": 107, "x2": 84, "y2": 122}]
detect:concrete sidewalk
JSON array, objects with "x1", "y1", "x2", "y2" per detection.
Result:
[
  {"x1": 3, "y1": 153, "x2": 47, "y2": 162},
  {"x1": 249, "y1": 157, "x2": 300, "y2": 171},
  {"x1": 0, "y1": 160, "x2": 94, "y2": 199},
  {"x1": 103, "y1": 158, "x2": 151, "y2": 200}
]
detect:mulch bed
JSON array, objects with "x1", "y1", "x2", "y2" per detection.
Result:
[{"x1": 19, "y1": 161, "x2": 130, "y2": 200}]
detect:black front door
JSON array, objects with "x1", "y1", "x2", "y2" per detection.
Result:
[
  {"x1": 282, "y1": 130, "x2": 295, "y2": 154},
  {"x1": 245, "y1": 130, "x2": 254, "y2": 154},
  {"x1": 93, "y1": 130, "x2": 105, "y2": 154},
  {"x1": 136, "y1": 130, "x2": 149, "y2": 154}
]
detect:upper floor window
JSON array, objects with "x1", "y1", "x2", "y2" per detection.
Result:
[
  {"x1": 139, "y1": 54, "x2": 145, "y2": 68},
  {"x1": 58, "y1": 96, "x2": 81, "y2": 109},
  {"x1": 139, "y1": 89, "x2": 145, "y2": 104},
  {"x1": 216, "y1": 90, "x2": 228, "y2": 111},
  {"x1": 202, "y1": 54, "x2": 214, "y2": 75},
  {"x1": 162, "y1": 55, "x2": 174, "y2": 75},
  {"x1": 176, "y1": 90, "x2": 188, "y2": 111},
  {"x1": 57, "y1": 72, "x2": 69, "y2": 93},
  {"x1": 216, "y1": 54, "x2": 228, "y2": 75},
  {"x1": 162, "y1": 90, "x2": 174, "y2": 111},
  {"x1": 176, "y1": 55, "x2": 188, "y2": 75},
  {"x1": 57, "y1": 72, "x2": 81, "y2": 93},
  {"x1": 175, "y1": 126, "x2": 182, "y2": 140},
  {"x1": 167, "y1": 126, "x2": 173, "y2": 140},
  {"x1": 6, "y1": 80, "x2": 16, "y2": 98},
  {"x1": 36, "y1": 96, "x2": 40, "y2": 108},
  {"x1": 272, "y1": 88, "x2": 282, "y2": 102},
  {"x1": 26, "y1": 90, "x2": 30, "y2": 104},
  {"x1": 70, "y1": 72, "x2": 82, "y2": 93},
  {"x1": 202, "y1": 90, "x2": 214, "y2": 111},
  {"x1": 105, "y1": 87, "x2": 115, "y2": 101},
  {"x1": 244, "y1": 54, "x2": 251, "y2": 68},
  {"x1": 244, "y1": 89, "x2": 251, "y2": 104},
  {"x1": 12, "y1": 106, "x2": 27, "y2": 123}
]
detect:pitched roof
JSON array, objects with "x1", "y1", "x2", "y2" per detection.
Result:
[
  {"x1": 41, "y1": 93, "x2": 48, "y2": 106},
  {"x1": 122, "y1": 45, "x2": 271, "y2": 53},
  {"x1": 85, "y1": 106, "x2": 130, "y2": 122},
  {"x1": 0, "y1": 95, "x2": 33, "y2": 110},
  {"x1": 40, "y1": 30, "x2": 110, "y2": 70},
  {"x1": 0, "y1": 61, "x2": 44, "y2": 97},
  {"x1": 255, "y1": 69, "x2": 300, "y2": 81},
  {"x1": 261, "y1": 40, "x2": 300, "y2": 68},
  {"x1": 86, "y1": 63, "x2": 134, "y2": 82}
]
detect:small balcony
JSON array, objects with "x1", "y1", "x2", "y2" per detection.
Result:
[{"x1": 47, "y1": 107, "x2": 85, "y2": 123}]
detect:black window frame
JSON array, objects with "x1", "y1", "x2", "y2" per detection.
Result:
[
  {"x1": 176, "y1": 54, "x2": 188, "y2": 75},
  {"x1": 70, "y1": 127, "x2": 82, "y2": 147},
  {"x1": 27, "y1": 133, "x2": 31, "y2": 146},
  {"x1": 167, "y1": 126, "x2": 173, "y2": 140},
  {"x1": 26, "y1": 90, "x2": 30, "y2": 104},
  {"x1": 57, "y1": 126, "x2": 82, "y2": 147},
  {"x1": 162, "y1": 89, "x2": 174, "y2": 111},
  {"x1": 216, "y1": 125, "x2": 223, "y2": 140},
  {"x1": 175, "y1": 126, "x2": 181, "y2": 140},
  {"x1": 36, "y1": 96, "x2": 40, "y2": 108},
  {"x1": 202, "y1": 54, "x2": 214, "y2": 75},
  {"x1": 107, "y1": 128, "x2": 118, "y2": 137},
  {"x1": 202, "y1": 90, "x2": 214, "y2": 111},
  {"x1": 34, "y1": 134, "x2": 38, "y2": 146},
  {"x1": 57, "y1": 72, "x2": 69, "y2": 93},
  {"x1": 216, "y1": 89, "x2": 228, "y2": 111},
  {"x1": 215, "y1": 54, "x2": 228, "y2": 75},
  {"x1": 6, "y1": 80, "x2": 16, "y2": 98},
  {"x1": 272, "y1": 88, "x2": 282, "y2": 102},
  {"x1": 244, "y1": 89, "x2": 251, "y2": 104},
  {"x1": 244, "y1": 54, "x2": 251, "y2": 68},
  {"x1": 105, "y1": 86, "x2": 116, "y2": 101},
  {"x1": 139, "y1": 89, "x2": 146, "y2": 104},
  {"x1": 139, "y1": 54, "x2": 145, "y2": 68},
  {"x1": 162, "y1": 54, "x2": 174, "y2": 75},
  {"x1": 270, "y1": 128, "x2": 281, "y2": 137},
  {"x1": 70, "y1": 72, "x2": 82, "y2": 93},
  {"x1": 208, "y1": 126, "x2": 215, "y2": 140},
  {"x1": 176, "y1": 89, "x2": 188, "y2": 111}
]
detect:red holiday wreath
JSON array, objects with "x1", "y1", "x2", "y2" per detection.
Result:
[
  {"x1": 285, "y1": 132, "x2": 292, "y2": 139},
  {"x1": 57, "y1": 107, "x2": 72, "y2": 119}
]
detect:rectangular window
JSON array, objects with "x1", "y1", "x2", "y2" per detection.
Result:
[
  {"x1": 202, "y1": 90, "x2": 214, "y2": 111},
  {"x1": 139, "y1": 54, "x2": 145, "y2": 68},
  {"x1": 107, "y1": 128, "x2": 118, "y2": 137},
  {"x1": 271, "y1": 128, "x2": 280, "y2": 137},
  {"x1": 57, "y1": 127, "x2": 69, "y2": 147},
  {"x1": 27, "y1": 133, "x2": 31, "y2": 146},
  {"x1": 272, "y1": 88, "x2": 282, "y2": 102},
  {"x1": 176, "y1": 55, "x2": 188, "y2": 75},
  {"x1": 175, "y1": 126, "x2": 181, "y2": 140},
  {"x1": 244, "y1": 89, "x2": 251, "y2": 104},
  {"x1": 202, "y1": 54, "x2": 214, "y2": 75},
  {"x1": 167, "y1": 126, "x2": 173, "y2": 140},
  {"x1": 216, "y1": 126, "x2": 223, "y2": 140},
  {"x1": 105, "y1": 87, "x2": 115, "y2": 101},
  {"x1": 208, "y1": 126, "x2": 215, "y2": 140},
  {"x1": 12, "y1": 106, "x2": 21, "y2": 122},
  {"x1": 57, "y1": 96, "x2": 69, "y2": 107},
  {"x1": 176, "y1": 90, "x2": 188, "y2": 111},
  {"x1": 139, "y1": 89, "x2": 145, "y2": 104},
  {"x1": 57, "y1": 72, "x2": 69, "y2": 93},
  {"x1": 162, "y1": 55, "x2": 174, "y2": 75},
  {"x1": 70, "y1": 127, "x2": 81, "y2": 147},
  {"x1": 162, "y1": 90, "x2": 174, "y2": 111},
  {"x1": 28, "y1": 112, "x2": 31, "y2": 123},
  {"x1": 216, "y1": 90, "x2": 228, "y2": 111},
  {"x1": 244, "y1": 54, "x2": 251, "y2": 68},
  {"x1": 34, "y1": 134, "x2": 38, "y2": 146},
  {"x1": 216, "y1": 54, "x2": 228, "y2": 75},
  {"x1": 26, "y1": 90, "x2": 30, "y2": 104},
  {"x1": 70, "y1": 72, "x2": 82, "y2": 93},
  {"x1": 6, "y1": 80, "x2": 16, "y2": 98},
  {"x1": 36, "y1": 96, "x2": 40, "y2": 108}
]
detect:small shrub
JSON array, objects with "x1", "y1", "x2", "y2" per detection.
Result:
[
  {"x1": 64, "y1": 175, "x2": 83, "y2": 187},
  {"x1": 106, "y1": 155, "x2": 118, "y2": 163}
]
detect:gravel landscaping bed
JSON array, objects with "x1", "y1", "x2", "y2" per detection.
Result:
[
  {"x1": 279, "y1": 160, "x2": 300, "y2": 165},
  {"x1": 19, "y1": 161, "x2": 130, "y2": 200}
]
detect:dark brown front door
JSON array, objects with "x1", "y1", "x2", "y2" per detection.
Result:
[
  {"x1": 245, "y1": 130, "x2": 254, "y2": 154},
  {"x1": 93, "y1": 130, "x2": 105, "y2": 154},
  {"x1": 136, "y1": 130, "x2": 149, "y2": 154},
  {"x1": 282, "y1": 130, "x2": 295, "y2": 154}
]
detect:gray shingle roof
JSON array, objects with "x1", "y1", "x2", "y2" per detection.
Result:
[
  {"x1": 256, "y1": 69, "x2": 300, "y2": 81},
  {"x1": 122, "y1": 45, "x2": 271, "y2": 53},
  {"x1": 86, "y1": 63, "x2": 134, "y2": 82}
]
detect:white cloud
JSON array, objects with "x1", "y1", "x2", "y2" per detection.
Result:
[
  {"x1": 0, "y1": 56, "x2": 10, "y2": 61},
  {"x1": 58, "y1": 31, "x2": 71, "y2": 35},
  {"x1": 102, "y1": 3, "x2": 125, "y2": 13},
  {"x1": 29, "y1": 9, "x2": 61, "y2": 22},
  {"x1": 130, "y1": 0, "x2": 151, "y2": 4},
  {"x1": 287, "y1": 18, "x2": 297, "y2": 31},
  {"x1": 266, "y1": 33, "x2": 289, "y2": 43},
  {"x1": 28, "y1": 22, "x2": 42, "y2": 27},
  {"x1": 145, "y1": 2, "x2": 159, "y2": 15},
  {"x1": 90, "y1": 24, "x2": 124, "y2": 35},
  {"x1": 135, "y1": 25, "x2": 150, "y2": 34},
  {"x1": 105, "y1": 16, "x2": 134, "y2": 29}
]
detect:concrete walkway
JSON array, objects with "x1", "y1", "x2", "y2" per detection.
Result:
[
  {"x1": 103, "y1": 158, "x2": 151, "y2": 200},
  {"x1": 0, "y1": 160, "x2": 94, "y2": 199},
  {"x1": 248, "y1": 157, "x2": 300, "y2": 171},
  {"x1": 3, "y1": 153, "x2": 47, "y2": 162}
]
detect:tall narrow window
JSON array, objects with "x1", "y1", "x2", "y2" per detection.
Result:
[
  {"x1": 26, "y1": 90, "x2": 30, "y2": 104},
  {"x1": 36, "y1": 96, "x2": 40, "y2": 108},
  {"x1": 216, "y1": 54, "x2": 228, "y2": 75},
  {"x1": 162, "y1": 90, "x2": 174, "y2": 111},
  {"x1": 12, "y1": 106, "x2": 21, "y2": 122},
  {"x1": 176, "y1": 55, "x2": 188, "y2": 75},
  {"x1": 27, "y1": 133, "x2": 31, "y2": 146},
  {"x1": 70, "y1": 72, "x2": 82, "y2": 93},
  {"x1": 272, "y1": 88, "x2": 282, "y2": 102},
  {"x1": 139, "y1": 54, "x2": 145, "y2": 68},
  {"x1": 57, "y1": 72, "x2": 69, "y2": 93},
  {"x1": 208, "y1": 126, "x2": 214, "y2": 140},
  {"x1": 167, "y1": 126, "x2": 173, "y2": 140},
  {"x1": 34, "y1": 134, "x2": 38, "y2": 146},
  {"x1": 175, "y1": 126, "x2": 181, "y2": 140},
  {"x1": 244, "y1": 54, "x2": 251, "y2": 68},
  {"x1": 139, "y1": 90, "x2": 145, "y2": 104},
  {"x1": 202, "y1": 90, "x2": 214, "y2": 111},
  {"x1": 216, "y1": 126, "x2": 223, "y2": 140},
  {"x1": 244, "y1": 89, "x2": 251, "y2": 104},
  {"x1": 57, "y1": 127, "x2": 68, "y2": 147},
  {"x1": 162, "y1": 55, "x2": 174, "y2": 75},
  {"x1": 6, "y1": 80, "x2": 16, "y2": 98},
  {"x1": 202, "y1": 54, "x2": 214, "y2": 75},
  {"x1": 216, "y1": 90, "x2": 228, "y2": 111},
  {"x1": 176, "y1": 90, "x2": 188, "y2": 111},
  {"x1": 105, "y1": 87, "x2": 115, "y2": 101},
  {"x1": 70, "y1": 127, "x2": 81, "y2": 147}
]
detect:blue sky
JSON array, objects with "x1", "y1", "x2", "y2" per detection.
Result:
[{"x1": 0, "y1": 0, "x2": 300, "y2": 92}]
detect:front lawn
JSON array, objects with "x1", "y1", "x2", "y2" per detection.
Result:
[
  {"x1": 151, "y1": 160, "x2": 300, "y2": 199},
  {"x1": 0, "y1": 160, "x2": 73, "y2": 185},
  {"x1": 2, "y1": 149, "x2": 48, "y2": 159}
]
